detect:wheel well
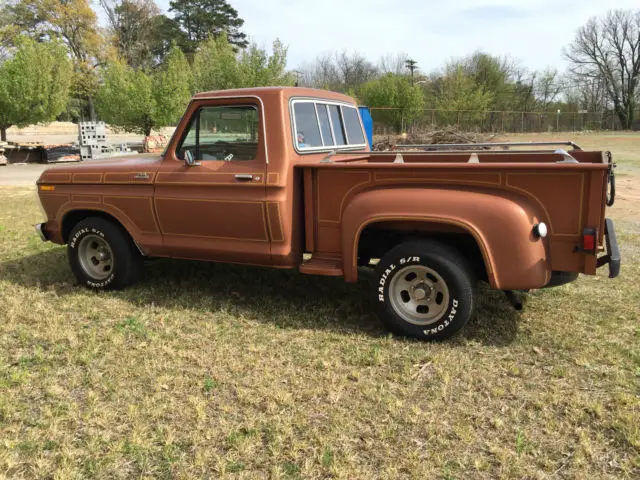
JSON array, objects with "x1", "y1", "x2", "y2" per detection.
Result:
[
  {"x1": 357, "y1": 222, "x2": 489, "y2": 282},
  {"x1": 62, "y1": 210, "x2": 130, "y2": 243}
]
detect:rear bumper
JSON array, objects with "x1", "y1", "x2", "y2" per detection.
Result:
[
  {"x1": 596, "y1": 218, "x2": 620, "y2": 278},
  {"x1": 35, "y1": 223, "x2": 49, "y2": 242}
]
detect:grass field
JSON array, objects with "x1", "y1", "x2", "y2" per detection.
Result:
[{"x1": 1, "y1": 134, "x2": 639, "y2": 478}]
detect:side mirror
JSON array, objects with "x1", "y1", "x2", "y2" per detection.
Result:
[{"x1": 184, "y1": 150, "x2": 199, "y2": 166}]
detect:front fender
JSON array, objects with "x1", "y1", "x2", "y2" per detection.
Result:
[{"x1": 341, "y1": 188, "x2": 551, "y2": 290}]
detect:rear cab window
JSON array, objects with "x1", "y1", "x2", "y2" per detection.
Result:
[{"x1": 291, "y1": 99, "x2": 367, "y2": 152}]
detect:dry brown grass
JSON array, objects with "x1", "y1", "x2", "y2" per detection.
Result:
[{"x1": 1, "y1": 134, "x2": 639, "y2": 478}]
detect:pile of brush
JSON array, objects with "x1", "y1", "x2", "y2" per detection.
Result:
[{"x1": 373, "y1": 127, "x2": 492, "y2": 151}]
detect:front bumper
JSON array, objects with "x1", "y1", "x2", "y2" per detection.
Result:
[
  {"x1": 596, "y1": 218, "x2": 620, "y2": 278},
  {"x1": 35, "y1": 223, "x2": 49, "y2": 242}
]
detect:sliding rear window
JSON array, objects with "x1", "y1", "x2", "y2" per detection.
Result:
[{"x1": 292, "y1": 100, "x2": 367, "y2": 152}]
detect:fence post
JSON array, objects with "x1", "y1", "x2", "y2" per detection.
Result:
[{"x1": 521, "y1": 112, "x2": 524, "y2": 133}]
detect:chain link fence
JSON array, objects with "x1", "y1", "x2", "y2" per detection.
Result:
[{"x1": 369, "y1": 108, "x2": 640, "y2": 135}]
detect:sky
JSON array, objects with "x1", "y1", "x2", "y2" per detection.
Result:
[{"x1": 153, "y1": 0, "x2": 639, "y2": 74}]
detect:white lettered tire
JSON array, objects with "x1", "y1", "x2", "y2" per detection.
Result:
[
  {"x1": 68, "y1": 217, "x2": 142, "y2": 290},
  {"x1": 375, "y1": 240, "x2": 476, "y2": 341}
]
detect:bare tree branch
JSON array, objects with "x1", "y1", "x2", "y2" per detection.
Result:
[{"x1": 565, "y1": 9, "x2": 640, "y2": 128}]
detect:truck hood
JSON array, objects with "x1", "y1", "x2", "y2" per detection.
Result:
[{"x1": 37, "y1": 153, "x2": 164, "y2": 183}]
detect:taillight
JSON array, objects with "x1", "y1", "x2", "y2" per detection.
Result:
[{"x1": 583, "y1": 228, "x2": 597, "y2": 253}]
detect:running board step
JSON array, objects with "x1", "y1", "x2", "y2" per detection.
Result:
[{"x1": 299, "y1": 256, "x2": 344, "y2": 276}]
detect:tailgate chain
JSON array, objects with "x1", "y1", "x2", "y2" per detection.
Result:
[{"x1": 606, "y1": 151, "x2": 616, "y2": 207}]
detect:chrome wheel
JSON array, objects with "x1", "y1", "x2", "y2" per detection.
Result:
[
  {"x1": 388, "y1": 265, "x2": 450, "y2": 326},
  {"x1": 77, "y1": 234, "x2": 114, "y2": 280}
]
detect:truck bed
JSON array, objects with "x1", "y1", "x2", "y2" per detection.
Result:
[{"x1": 299, "y1": 148, "x2": 611, "y2": 285}]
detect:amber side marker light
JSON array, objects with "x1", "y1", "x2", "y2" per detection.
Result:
[{"x1": 39, "y1": 185, "x2": 56, "y2": 191}]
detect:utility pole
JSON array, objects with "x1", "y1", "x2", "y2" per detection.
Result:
[
  {"x1": 292, "y1": 70, "x2": 302, "y2": 87},
  {"x1": 405, "y1": 59, "x2": 418, "y2": 85}
]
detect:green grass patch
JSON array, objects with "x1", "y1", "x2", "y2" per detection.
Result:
[{"x1": 0, "y1": 185, "x2": 639, "y2": 478}]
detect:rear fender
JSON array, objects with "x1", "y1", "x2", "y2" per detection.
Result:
[{"x1": 341, "y1": 188, "x2": 551, "y2": 290}]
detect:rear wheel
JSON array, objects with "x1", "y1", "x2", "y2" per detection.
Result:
[
  {"x1": 68, "y1": 217, "x2": 142, "y2": 290},
  {"x1": 375, "y1": 240, "x2": 476, "y2": 341}
]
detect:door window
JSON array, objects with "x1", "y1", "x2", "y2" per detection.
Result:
[{"x1": 177, "y1": 105, "x2": 259, "y2": 161}]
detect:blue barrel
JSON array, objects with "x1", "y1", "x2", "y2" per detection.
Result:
[{"x1": 358, "y1": 106, "x2": 373, "y2": 149}]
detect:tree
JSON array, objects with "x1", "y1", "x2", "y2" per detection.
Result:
[
  {"x1": 0, "y1": 2, "x2": 20, "y2": 62},
  {"x1": 300, "y1": 51, "x2": 379, "y2": 93},
  {"x1": 149, "y1": 14, "x2": 189, "y2": 65},
  {"x1": 1, "y1": 0, "x2": 102, "y2": 62},
  {"x1": 0, "y1": 0, "x2": 45, "y2": 47},
  {"x1": 44, "y1": 0, "x2": 102, "y2": 63},
  {"x1": 510, "y1": 69, "x2": 537, "y2": 113},
  {"x1": 335, "y1": 52, "x2": 378, "y2": 92},
  {"x1": 95, "y1": 45, "x2": 192, "y2": 136},
  {"x1": 565, "y1": 9, "x2": 640, "y2": 129},
  {"x1": 378, "y1": 53, "x2": 409, "y2": 75},
  {"x1": 95, "y1": 61, "x2": 155, "y2": 135},
  {"x1": 459, "y1": 52, "x2": 517, "y2": 110},
  {"x1": 0, "y1": 37, "x2": 72, "y2": 141},
  {"x1": 534, "y1": 68, "x2": 563, "y2": 110},
  {"x1": 99, "y1": 0, "x2": 161, "y2": 70},
  {"x1": 238, "y1": 39, "x2": 293, "y2": 87},
  {"x1": 192, "y1": 34, "x2": 293, "y2": 92},
  {"x1": 300, "y1": 53, "x2": 341, "y2": 91},
  {"x1": 359, "y1": 73, "x2": 425, "y2": 131},
  {"x1": 434, "y1": 66, "x2": 494, "y2": 125},
  {"x1": 4, "y1": 0, "x2": 106, "y2": 120},
  {"x1": 192, "y1": 33, "x2": 241, "y2": 91},
  {"x1": 568, "y1": 77, "x2": 609, "y2": 112},
  {"x1": 46, "y1": 0, "x2": 105, "y2": 120},
  {"x1": 152, "y1": 45, "x2": 192, "y2": 127},
  {"x1": 169, "y1": 0, "x2": 248, "y2": 53}
]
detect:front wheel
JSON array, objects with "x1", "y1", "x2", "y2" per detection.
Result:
[
  {"x1": 375, "y1": 240, "x2": 476, "y2": 341},
  {"x1": 68, "y1": 217, "x2": 142, "y2": 290}
]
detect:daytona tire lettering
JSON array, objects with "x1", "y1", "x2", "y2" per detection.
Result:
[{"x1": 423, "y1": 299, "x2": 459, "y2": 336}]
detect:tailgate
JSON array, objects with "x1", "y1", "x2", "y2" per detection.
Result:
[{"x1": 547, "y1": 151, "x2": 616, "y2": 276}]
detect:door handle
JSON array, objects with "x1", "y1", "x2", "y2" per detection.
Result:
[{"x1": 234, "y1": 174, "x2": 254, "y2": 181}]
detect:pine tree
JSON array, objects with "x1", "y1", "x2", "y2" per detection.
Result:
[{"x1": 168, "y1": 0, "x2": 248, "y2": 53}]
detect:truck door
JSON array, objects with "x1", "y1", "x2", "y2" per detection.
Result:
[{"x1": 153, "y1": 98, "x2": 270, "y2": 265}]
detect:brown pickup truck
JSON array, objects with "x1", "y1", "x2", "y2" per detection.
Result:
[{"x1": 35, "y1": 87, "x2": 620, "y2": 340}]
